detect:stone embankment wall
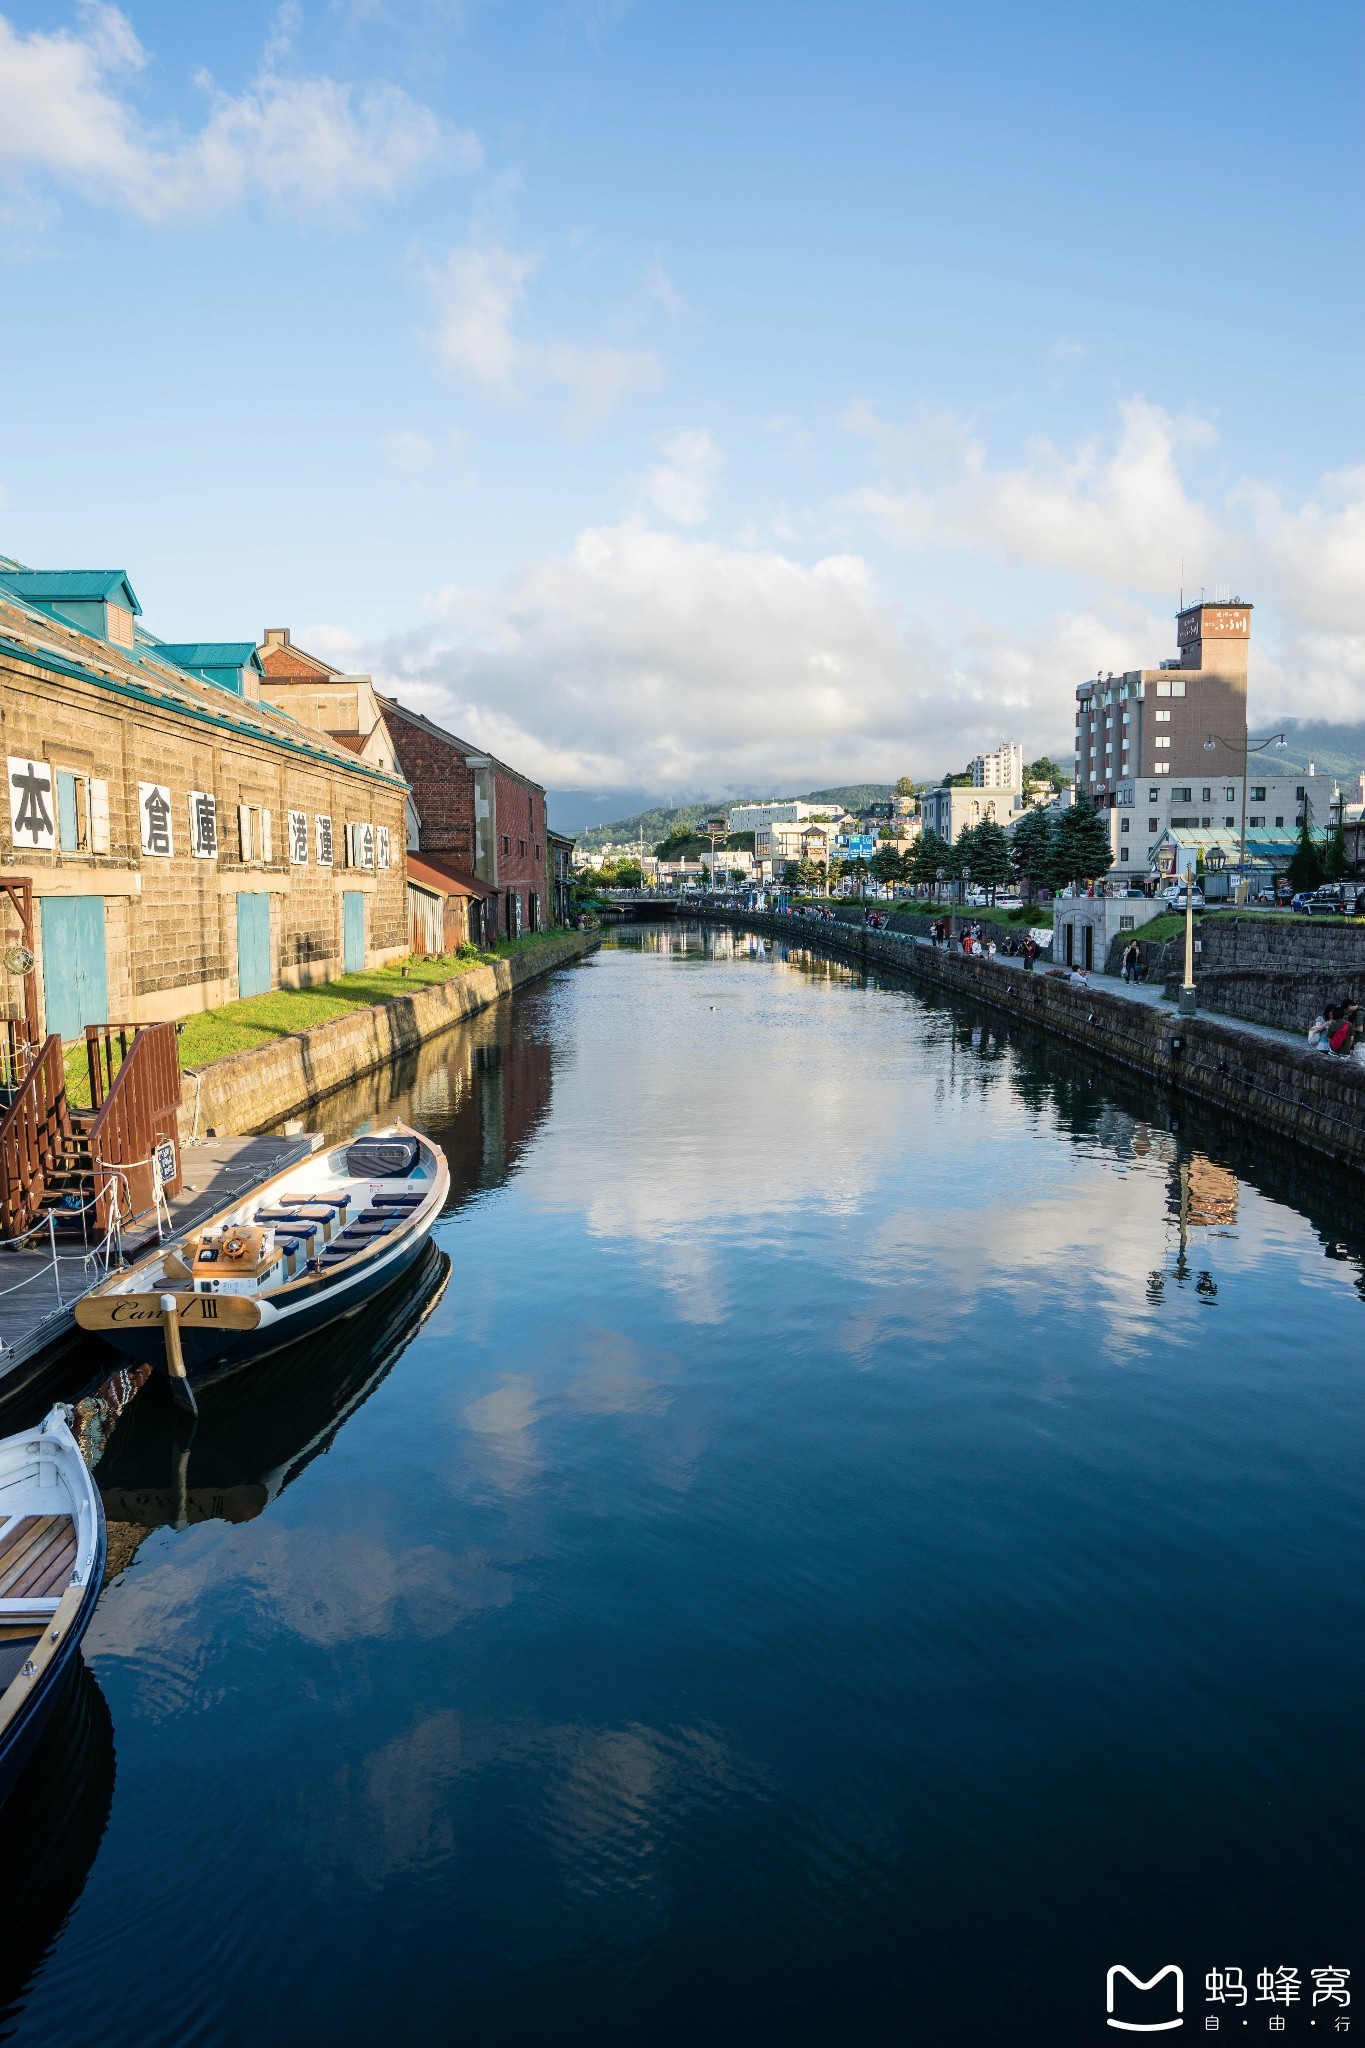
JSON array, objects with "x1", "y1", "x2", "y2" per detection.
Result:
[
  {"x1": 706, "y1": 910, "x2": 1365, "y2": 1173},
  {"x1": 1141, "y1": 916, "x2": 1365, "y2": 1034},
  {"x1": 179, "y1": 931, "x2": 597, "y2": 1138}
]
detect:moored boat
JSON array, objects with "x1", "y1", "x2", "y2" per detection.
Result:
[
  {"x1": 75, "y1": 1122, "x2": 450, "y2": 1401},
  {"x1": 0, "y1": 1405, "x2": 106, "y2": 1805}
]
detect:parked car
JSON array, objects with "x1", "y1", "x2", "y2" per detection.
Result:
[
  {"x1": 1163, "y1": 884, "x2": 1205, "y2": 910},
  {"x1": 1301, "y1": 886, "x2": 1362, "y2": 917}
]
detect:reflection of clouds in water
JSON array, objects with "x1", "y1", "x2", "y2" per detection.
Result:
[
  {"x1": 300, "y1": 1710, "x2": 764, "y2": 1927},
  {"x1": 456, "y1": 1330, "x2": 702, "y2": 1499},
  {"x1": 89, "y1": 1525, "x2": 514, "y2": 1718},
  {"x1": 525, "y1": 954, "x2": 927, "y2": 1319},
  {"x1": 461, "y1": 1377, "x2": 545, "y2": 1494}
]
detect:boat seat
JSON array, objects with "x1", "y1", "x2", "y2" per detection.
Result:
[
  {"x1": 255, "y1": 1214, "x2": 320, "y2": 1242},
  {"x1": 370, "y1": 1191, "x2": 426, "y2": 1210},
  {"x1": 0, "y1": 1513, "x2": 77, "y2": 1600}
]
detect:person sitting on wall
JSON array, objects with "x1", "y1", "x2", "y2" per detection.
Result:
[
  {"x1": 1069, "y1": 965, "x2": 1090, "y2": 986},
  {"x1": 1308, "y1": 1008, "x2": 1331, "y2": 1051}
]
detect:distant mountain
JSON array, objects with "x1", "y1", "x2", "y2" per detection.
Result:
[
  {"x1": 1261, "y1": 718, "x2": 1365, "y2": 785},
  {"x1": 569, "y1": 783, "x2": 900, "y2": 853}
]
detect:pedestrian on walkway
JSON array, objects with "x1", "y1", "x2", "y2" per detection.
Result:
[
  {"x1": 1122, "y1": 939, "x2": 1141, "y2": 984},
  {"x1": 1023, "y1": 935, "x2": 1039, "y2": 973}
]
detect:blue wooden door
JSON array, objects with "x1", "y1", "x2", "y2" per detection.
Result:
[
  {"x1": 343, "y1": 891, "x2": 365, "y2": 973},
  {"x1": 236, "y1": 893, "x2": 272, "y2": 999},
  {"x1": 40, "y1": 895, "x2": 108, "y2": 1041}
]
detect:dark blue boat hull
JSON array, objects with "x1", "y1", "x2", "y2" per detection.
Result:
[
  {"x1": 0, "y1": 1516, "x2": 106, "y2": 1808},
  {"x1": 96, "y1": 1220, "x2": 435, "y2": 1388}
]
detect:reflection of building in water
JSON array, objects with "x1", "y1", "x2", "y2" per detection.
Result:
[{"x1": 1178, "y1": 1154, "x2": 1240, "y2": 1228}]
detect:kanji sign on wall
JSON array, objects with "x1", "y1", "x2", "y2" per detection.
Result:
[
  {"x1": 8, "y1": 757, "x2": 55, "y2": 851},
  {"x1": 289, "y1": 809, "x2": 308, "y2": 864},
  {"x1": 188, "y1": 790, "x2": 218, "y2": 859},
  {"x1": 316, "y1": 813, "x2": 334, "y2": 866},
  {"x1": 139, "y1": 783, "x2": 173, "y2": 856}
]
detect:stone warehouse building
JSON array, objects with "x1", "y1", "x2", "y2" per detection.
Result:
[{"x1": 0, "y1": 561, "x2": 408, "y2": 1041}]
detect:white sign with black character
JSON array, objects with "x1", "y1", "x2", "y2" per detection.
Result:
[
  {"x1": 289, "y1": 809, "x2": 308, "y2": 865},
  {"x1": 187, "y1": 790, "x2": 218, "y2": 859},
  {"x1": 316, "y1": 813, "x2": 333, "y2": 867},
  {"x1": 139, "y1": 782, "x2": 173, "y2": 856},
  {"x1": 8, "y1": 757, "x2": 55, "y2": 851},
  {"x1": 377, "y1": 825, "x2": 390, "y2": 870}
]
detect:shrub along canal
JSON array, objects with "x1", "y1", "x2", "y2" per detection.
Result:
[{"x1": 2, "y1": 923, "x2": 1360, "y2": 2045}]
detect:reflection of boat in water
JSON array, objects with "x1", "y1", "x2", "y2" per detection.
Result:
[
  {"x1": 75, "y1": 1125, "x2": 449, "y2": 1403},
  {"x1": 0, "y1": 1407, "x2": 105, "y2": 1804},
  {"x1": 96, "y1": 1242, "x2": 450, "y2": 1543},
  {"x1": 0, "y1": 1658, "x2": 115, "y2": 2022}
]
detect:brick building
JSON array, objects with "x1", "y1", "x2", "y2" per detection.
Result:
[
  {"x1": 379, "y1": 698, "x2": 551, "y2": 941},
  {"x1": 256, "y1": 631, "x2": 560, "y2": 941},
  {"x1": 0, "y1": 560, "x2": 408, "y2": 1040}
]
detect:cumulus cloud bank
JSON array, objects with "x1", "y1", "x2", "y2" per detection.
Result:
[
  {"x1": 0, "y1": 3, "x2": 467, "y2": 221},
  {"x1": 352, "y1": 398, "x2": 1365, "y2": 796},
  {"x1": 363, "y1": 521, "x2": 1127, "y2": 794}
]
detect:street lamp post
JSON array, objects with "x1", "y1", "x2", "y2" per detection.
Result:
[
  {"x1": 1180, "y1": 857, "x2": 1198, "y2": 1016},
  {"x1": 1203, "y1": 730, "x2": 1288, "y2": 902}
]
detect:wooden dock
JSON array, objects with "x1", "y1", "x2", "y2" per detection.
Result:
[{"x1": 0, "y1": 1132, "x2": 320, "y2": 1406}]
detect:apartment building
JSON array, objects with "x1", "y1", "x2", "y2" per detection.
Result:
[{"x1": 1075, "y1": 599, "x2": 1314, "y2": 877}]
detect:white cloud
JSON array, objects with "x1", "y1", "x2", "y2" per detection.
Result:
[
  {"x1": 842, "y1": 397, "x2": 1365, "y2": 718},
  {"x1": 382, "y1": 429, "x2": 439, "y2": 474},
  {"x1": 844, "y1": 397, "x2": 1217, "y2": 591},
  {"x1": 643, "y1": 428, "x2": 721, "y2": 525},
  {"x1": 424, "y1": 236, "x2": 662, "y2": 431},
  {"x1": 0, "y1": 3, "x2": 467, "y2": 222},
  {"x1": 361, "y1": 521, "x2": 1120, "y2": 791}
]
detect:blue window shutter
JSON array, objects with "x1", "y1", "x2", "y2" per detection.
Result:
[{"x1": 57, "y1": 772, "x2": 78, "y2": 852}]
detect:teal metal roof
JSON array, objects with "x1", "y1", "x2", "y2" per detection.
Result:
[
  {"x1": 158, "y1": 642, "x2": 262, "y2": 670},
  {"x1": 0, "y1": 568, "x2": 141, "y2": 614},
  {"x1": 0, "y1": 633, "x2": 406, "y2": 789}
]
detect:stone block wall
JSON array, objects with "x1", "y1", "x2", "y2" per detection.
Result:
[{"x1": 1150, "y1": 917, "x2": 1365, "y2": 1034}]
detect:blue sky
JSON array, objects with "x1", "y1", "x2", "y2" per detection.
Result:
[{"x1": 1, "y1": 0, "x2": 1361, "y2": 816}]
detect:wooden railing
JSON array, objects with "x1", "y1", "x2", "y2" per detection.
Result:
[
  {"x1": 85, "y1": 1023, "x2": 137, "y2": 1111},
  {"x1": 0, "y1": 1035, "x2": 75, "y2": 1240},
  {"x1": 88, "y1": 1023, "x2": 183, "y2": 1231}
]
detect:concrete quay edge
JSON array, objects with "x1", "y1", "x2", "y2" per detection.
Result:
[
  {"x1": 701, "y1": 909, "x2": 1365, "y2": 1174},
  {"x1": 179, "y1": 930, "x2": 599, "y2": 1138}
]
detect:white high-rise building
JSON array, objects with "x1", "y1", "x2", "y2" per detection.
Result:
[{"x1": 972, "y1": 739, "x2": 1023, "y2": 789}]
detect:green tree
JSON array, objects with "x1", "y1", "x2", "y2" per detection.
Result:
[
  {"x1": 826, "y1": 854, "x2": 845, "y2": 892},
  {"x1": 850, "y1": 855, "x2": 870, "y2": 895},
  {"x1": 895, "y1": 775, "x2": 916, "y2": 797},
  {"x1": 1287, "y1": 814, "x2": 1325, "y2": 893},
  {"x1": 1053, "y1": 792, "x2": 1114, "y2": 889},
  {"x1": 1027, "y1": 756, "x2": 1068, "y2": 789},
  {"x1": 910, "y1": 828, "x2": 950, "y2": 896},
  {"x1": 870, "y1": 844, "x2": 902, "y2": 889},
  {"x1": 795, "y1": 855, "x2": 818, "y2": 890},
  {"x1": 948, "y1": 823, "x2": 976, "y2": 902},
  {"x1": 1324, "y1": 821, "x2": 1349, "y2": 882},
  {"x1": 1011, "y1": 807, "x2": 1057, "y2": 900},
  {"x1": 966, "y1": 818, "x2": 1012, "y2": 904}
]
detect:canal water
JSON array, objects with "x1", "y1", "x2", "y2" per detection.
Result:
[{"x1": 2, "y1": 925, "x2": 1360, "y2": 2045}]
